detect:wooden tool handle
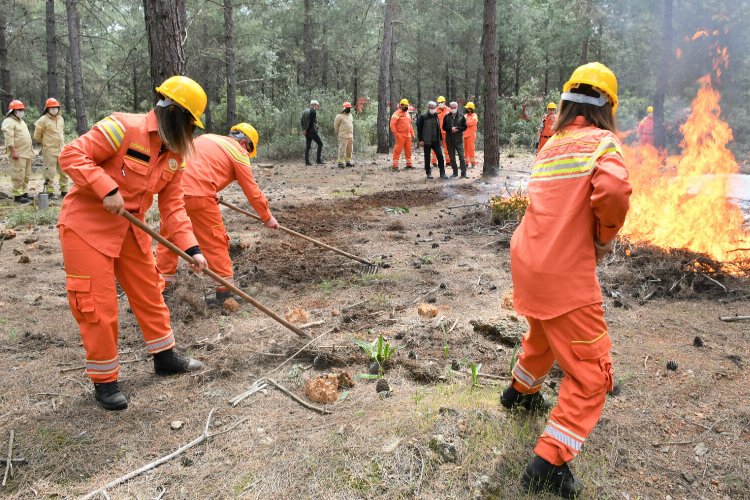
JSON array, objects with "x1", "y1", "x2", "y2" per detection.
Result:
[
  {"x1": 218, "y1": 198, "x2": 375, "y2": 266},
  {"x1": 122, "y1": 211, "x2": 309, "y2": 339}
]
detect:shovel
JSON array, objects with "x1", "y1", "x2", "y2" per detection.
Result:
[
  {"x1": 122, "y1": 211, "x2": 309, "y2": 339},
  {"x1": 218, "y1": 198, "x2": 380, "y2": 275}
]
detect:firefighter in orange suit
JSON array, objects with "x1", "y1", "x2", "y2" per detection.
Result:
[
  {"x1": 431, "y1": 96, "x2": 451, "y2": 167},
  {"x1": 157, "y1": 123, "x2": 279, "y2": 305},
  {"x1": 390, "y1": 98, "x2": 414, "y2": 171},
  {"x1": 500, "y1": 62, "x2": 631, "y2": 497},
  {"x1": 536, "y1": 102, "x2": 557, "y2": 153},
  {"x1": 637, "y1": 105, "x2": 654, "y2": 146},
  {"x1": 463, "y1": 102, "x2": 478, "y2": 168},
  {"x1": 57, "y1": 76, "x2": 209, "y2": 411}
]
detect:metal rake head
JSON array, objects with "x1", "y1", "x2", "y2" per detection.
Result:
[{"x1": 360, "y1": 263, "x2": 380, "y2": 276}]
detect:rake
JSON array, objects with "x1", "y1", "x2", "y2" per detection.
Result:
[
  {"x1": 218, "y1": 197, "x2": 380, "y2": 275},
  {"x1": 122, "y1": 211, "x2": 310, "y2": 339}
]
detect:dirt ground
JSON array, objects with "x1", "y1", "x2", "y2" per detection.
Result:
[{"x1": 0, "y1": 147, "x2": 748, "y2": 500}]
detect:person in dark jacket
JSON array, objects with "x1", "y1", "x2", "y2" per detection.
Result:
[
  {"x1": 300, "y1": 100, "x2": 324, "y2": 165},
  {"x1": 442, "y1": 101, "x2": 468, "y2": 178},
  {"x1": 416, "y1": 101, "x2": 446, "y2": 179}
]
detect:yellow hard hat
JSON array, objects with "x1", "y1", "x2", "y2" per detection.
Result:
[
  {"x1": 562, "y1": 62, "x2": 618, "y2": 113},
  {"x1": 465, "y1": 102, "x2": 475, "y2": 110},
  {"x1": 436, "y1": 96, "x2": 446, "y2": 103},
  {"x1": 647, "y1": 105, "x2": 653, "y2": 113},
  {"x1": 230, "y1": 122, "x2": 259, "y2": 158},
  {"x1": 155, "y1": 76, "x2": 207, "y2": 129},
  {"x1": 399, "y1": 98, "x2": 409, "y2": 106},
  {"x1": 547, "y1": 102, "x2": 557, "y2": 109}
]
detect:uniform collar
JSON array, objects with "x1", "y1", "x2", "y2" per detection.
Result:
[{"x1": 147, "y1": 109, "x2": 158, "y2": 132}]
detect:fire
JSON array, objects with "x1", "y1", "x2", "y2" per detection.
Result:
[{"x1": 621, "y1": 67, "x2": 750, "y2": 267}]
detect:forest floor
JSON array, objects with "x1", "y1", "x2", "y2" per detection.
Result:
[{"x1": 0, "y1": 147, "x2": 748, "y2": 499}]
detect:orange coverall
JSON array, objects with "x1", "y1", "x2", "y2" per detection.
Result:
[
  {"x1": 464, "y1": 113, "x2": 478, "y2": 166},
  {"x1": 432, "y1": 107, "x2": 452, "y2": 166},
  {"x1": 637, "y1": 115, "x2": 654, "y2": 146},
  {"x1": 58, "y1": 111, "x2": 199, "y2": 383},
  {"x1": 157, "y1": 134, "x2": 271, "y2": 288},
  {"x1": 537, "y1": 111, "x2": 556, "y2": 153},
  {"x1": 390, "y1": 109, "x2": 414, "y2": 169},
  {"x1": 510, "y1": 116, "x2": 632, "y2": 466}
]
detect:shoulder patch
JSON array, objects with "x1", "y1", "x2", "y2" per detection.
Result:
[{"x1": 95, "y1": 115, "x2": 126, "y2": 151}]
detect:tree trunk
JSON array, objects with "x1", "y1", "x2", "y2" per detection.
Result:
[
  {"x1": 654, "y1": 0, "x2": 672, "y2": 150},
  {"x1": 224, "y1": 0, "x2": 236, "y2": 128},
  {"x1": 321, "y1": 21, "x2": 329, "y2": 88},
  {"x1": 302, "y1": 0, "x2": 313, "y2": 87},
  {"x1": 474, "y1": 29, "x2": 484, "y2": 102},
  {"x1": 543, "y1": 51, "x2": 549, "y2": 96},
  {"x1": 351, "y1": 65, "x2": 358, "y2": 111},
  {"x1": 202, "y1": 22, "x2": 213, "y2": 133},
  {"x1": 132, "y1": 62, "x2": 139, "y2": 111},
  {"x1": 388, "y1": 12, "x2": 397, "y2": 147},
  {"x1": 46, "y1": 0, "x2": 58, "y2": 99},
  {"x1": 144, "y1": 0, "x2": 187, "y2": 96},
  {"x1": 376, "y1": 0, "x2": 395, "y2": 154},
  {"x1": 65, "y1": 0, "x2": 88, "y2": 135},
  {"x1": 482, "y1": 0, "x2": 499, "y2": 177},
  {"x1": 496, "y1": 36, "x2": 504, "y2": 96},
  {"x1": 64, "y1": 65, "x2": 71, "y2": 111},
  {"x1": 0, "y1": 11, "x2": 11, "y2": 111},
  {"x1": 579, "y1": 0, "x2": 593, "y2": 64}
]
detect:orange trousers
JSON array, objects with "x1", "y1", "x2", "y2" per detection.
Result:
[
  {"x1": 537, "y1": 134, "x2": 553, "y2": 153},
  {"x1": 391, "y1": 134, "x2": 413, "y2": 168},
  {"x1": 464, "y1": 134, "x2": 477, "y2": 165},
  {"x1": 60, "y1": 225, "x2": 176, "y2": 383},
  {"x1": 511, "y1": 303, "x2": 613, "y2": 465},
  {"x1": 431, "y1": 133, "x2": 451, "y2": 165},
  {"x1": 157, "y1": 196, "x2": 233, "y2": 288}
]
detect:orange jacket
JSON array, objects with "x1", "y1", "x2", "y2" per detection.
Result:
[
  {"x1": 389, "y1": 109, "x2": 414, "y2": 137},
  {"x1": 637, "y1": 115, "x2": 654, "y2": 145},
  {"x1": 182, "y1": 134, "x2": 272, "y2": 221},
  {"x1": 464, "y1": 113, "x2": 478, "y2": 138},
  {"x1": 58, "y1": 110, "x2": 198, "y2": 257},
  {"x1": 539, "y1": 111, "x2": 556, "y2": 139},
  {"x1": 511, "y1": 117, "x2": 631, "y2": 319},
  {"x1": 436, "y1": 107, "x2": 449, "y2": 136}
]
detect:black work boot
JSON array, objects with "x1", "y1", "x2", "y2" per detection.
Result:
[
  {"x1": 206, "y1": 289, "x2": 233, "y2": 308},
  {"x1": 153, "y1": 348, "x2": 204, "y2": 376},
  {"x1": 337, "y1": 162, "x2": 345, "y2": 168},
  {"x1": 14, "y1": 195, "x2": 31, "y2": 204},
  {"x1": 94, "y1": 381, "x2": 128, "y2": 411},
  {"x1": 346, "y1": 162, "x2": 354, "y2": 167},
  {"x1": 522, "y1": 455, "x2": 583, "y2": 499},
  {"x1": 500, "y1": 384, "x2": 550, "y2": 413}
]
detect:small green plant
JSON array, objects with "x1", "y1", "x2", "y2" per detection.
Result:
[
  {"x1": 7, "y1": 206, "x2": 60, "y2": 228},
  {"x1": 439, "y1": 319, "x2": 449, "y2": 358},
  {"x1": 419, "y1": 254, "x2": 433, "y2": 265},
  {"x1": 509, "y1": 343, "x2": 520, "y2": 375},
  {"x1": 470, "y1": 362, "x2": 482, "y2": 390},
  {"x1": 354, "y1": 333, "x2": 397, "y2": 378},
  {"x1": 384, "y1": 206, "x2": 409, "y2": 215},
  {"x1": 489, "y1": 190, "x2": 529, "y2": 225}
]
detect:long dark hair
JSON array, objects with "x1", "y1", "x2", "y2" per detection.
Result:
[
  {"x1": 552, "y1": 84, "x2": 616, "y2": 133},
  {"x1": 155, "y1": 102, "x2": 196, "y2": 157}
]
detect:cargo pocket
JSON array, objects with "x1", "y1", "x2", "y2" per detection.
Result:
[
  {"x1": 211, "y1": 224, "x2": 230, "y2": 249},
  {"x1": 571, "y1": 331, "x2": 612, "y2": 396},
  {"x1": 65, "y1": 276, "x2": 99, "y2": 324}
]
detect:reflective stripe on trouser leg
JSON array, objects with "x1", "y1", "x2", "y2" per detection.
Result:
[
  {"x1": 59, "y1": 226, "x2": 121, "y2": 383},
  {"x1": 115, "y1": 228, "x2": 176, "y2": 354},
  {"x1": 512, "y1": 317, "x2": 555, "y2": 394},
  {"x1": 532, "y1": 303, "x2": 612, "y2": 465}
]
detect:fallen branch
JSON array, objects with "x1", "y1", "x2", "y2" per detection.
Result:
[
  {"x1": 80, "y1": 409, "x2": 247, "y2": 500},
  {"x1": 700, "y1": 273, "x2": 727, "y2": 292},
  {"x1": 412, "y1": 285, "x2": 441, "y2": 305},
  {"x1": 448, "y1": 317, "x2": 460, "y2": 334},
  {"x1": 229, "y1": 379, "x2": 269, "y2": 407},
  {"x1": 447, "y1": 202, "x2": 484, "y2": 210},
  {"x1": 341, "y1": 300, "x2": 367, "y2": 312},
  {"x1": 719, "y1": 315, "x2": 750, "y2": 322},
  {"x1": 299, "y1": 320, "x2": 326, "y2": 329},
  {"x1": 462, "y1": 371, "x2": 510, "y2": 381},
  {"x1": 265, "y1": 328, "x2": 335, "y2": 376},
  {"x1": 265, "y1": 378, "x2": 332, "y2": 415},
  {"x1": 652, "y1": 439, "x2": 695, "y2": 446},
  {"x1": 2, "y1": 429, "x2": 14, "y2": 487},
  {"x1": 0, "y1": 458, "x2": 26, "y2": 465}
]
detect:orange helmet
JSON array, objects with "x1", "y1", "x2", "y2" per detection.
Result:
[
  {"x1": 342, "y1": 102, "x2": 353, "y2": 109},
  {"x1": 8, "y1": 100, "x2": 25, "y2": 111},
  {"x1": 45, "y1": 98, "x2": 61, "y2": 108}
]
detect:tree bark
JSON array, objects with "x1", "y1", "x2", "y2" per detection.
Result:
[
  {"x1": 46, "y1": 0, "x2": 58, "y2": 99},
  {"x1": 376, "y1": 0, "x2": 395, "y2": 154},
  {"x1": 321, "y1": 20, "x2": 329, "y2": 88},
  {"x1": 302, "y1": 0, "x2": 313, "y2": 87},
  {"x1": 144, "y1": 0, "x2": 187, "y2": 96},
  {"x1": 202, "y1": 22, "x2": 213, "y2": 133},
  {"x1": 482, "y1": 0, "x2": 499, "y2": 177},
  {"x1": 0, "y1": 11, "x2": 11, "y2": 111},
  {"x1": 224, "y1": 0, "x2": 236, "y2": 128},
  {"x1": 579, "y1": 0, "x2": 593, "y2": 64},
  {"x1": 388, "y1": 10, "x2": 397, "y2": 147},
  {"x1": 654, "y1": 0, "x2": 672, "y2": 150},
  {"x1": 351, "y1": 65, "x2": 358, "y2": 111},
  {"x1": 64, "y1": 65, "x2": 71, "y2": 111},
  {"x1": 65, "y1": 0, "x2": 88, "y2": 135}
]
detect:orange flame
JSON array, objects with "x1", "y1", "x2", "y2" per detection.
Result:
[
  {"x1": 691, "y1": 30, "x2": 709, "y2": 40},
  {"x1": 622, "y1": 64, "x2": 749, "y2": 265}
]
